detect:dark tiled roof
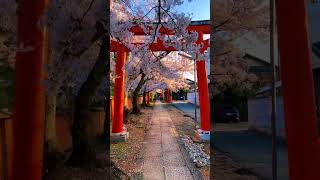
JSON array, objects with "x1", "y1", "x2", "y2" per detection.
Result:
[
  {"x1": 243, "y1": 53, "x2": 270, "y2": 66},
  {"x1": 190, "y1": 20, "x2": 210, "y2": 25}
]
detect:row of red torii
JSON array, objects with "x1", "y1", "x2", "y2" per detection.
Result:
[
  {"x1": 110, "y1": 23, "x2": 211, "y2": 135},
  {"x1": 11, "y1": 1, "x2": 320, "y2": 180}
]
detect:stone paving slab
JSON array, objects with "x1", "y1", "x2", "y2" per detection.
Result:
[
  {"x1": 162, "y1": 144, "x2": 180, "y2": 153},
  {"x1": 144, "y1": 156, "x2": 163, "y2": 167},
  {"x1": 143, "y1": 165, "x2": 165, "y2": 180},
  {"x1": 164, "y1": 167, "x2": 194, "y2": 180},
  {"x1": 142, "y1": 102, "x2": 194, "y2": 180},
  {"x1": 144, "y1": 146, "x2": 162, "y2": 157},
  {"x1": 163, "y1": 153, "x2": 186, "y2": 166}
]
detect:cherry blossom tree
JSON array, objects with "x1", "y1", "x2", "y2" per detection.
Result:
[
  {"x1": 209, "y1": 0, "x2": 269, "y2": 97},
  {"x1": 125, "y1": 51, "x2": 193, "y2": 113},
  {"x1": 0, "y1": 0, "x2": 16, "y2": 112},
  {"x1": 0, "y1": 0, "x2": 16, "y2": 67},
  {"x1": 42, "y1": 0, "x2": 109, "y2": 166},
  {"x1": 210, "y1": 40, "x2": 259, "y2": 96},
  {"x1": 209, "y1": 0, "x2": 269, "y2": 121},
  {"x1": 0, "y1": 0, "x2": 109, "y2": 166},
  {"x1": 111, "y1": 0, "x2": 209, "y2": 114},
  {"x1": 1, "y1": 0, "x2": 207, "y2": 167}
]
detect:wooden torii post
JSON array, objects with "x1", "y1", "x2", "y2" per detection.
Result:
[
  {"x1": 165, "y1": 88, "x2": 172, "y2": 103},
  {"x1": 276, "y1": 1, "x2": 320, "y2": 179},
  {"x1": 111, "y1": 45, "x2": 127, "y2": 134},
  {"x1": 195, "y1": 31, "x2": 210, "y2": 133},
  {"x1": 12, "y1": 1, "x2": 320, "y2": 179},
  {"x1": 146, "y1": 92, "x2": 151, "y2": 106},
  {"x1": 12, "y1": 0, "x2": 46, "y2": 179},
  {"x1": 110, "y1": 22, "x2": 210, "y2": 137}
]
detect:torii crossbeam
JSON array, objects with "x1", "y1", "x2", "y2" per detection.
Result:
[
  {"x1": 110, "y1": 22, "x2": 211, "y2": 138},
  {"x1": 10, "y1": 1, "x2": 320, "y2": 180}
]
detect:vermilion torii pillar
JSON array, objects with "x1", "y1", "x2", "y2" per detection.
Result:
[
  {"x1": 112, "y1": 45, "x2": 127, "y2": 134},
  {"x1": 196, "y1": 31, "x2": 210, "y2": 132},
  {"x1": 276, "y1": 1, "x2": 320, "y2": 179},
  {"x1": 168, "y1": 89, "x2": 172, "y2": 103},
  {"x1": 147, "y1": 93, "x2": 151, "y2": 105},
  {"x1": 12, "y1": 0, "x2": 46, "y2": 179},
  {"x1": 110, "y1": 23, "x2": 210, "y2": 135},
  {"x1": 165, "y1": 89, "x2": 172, "y2": 103},
  {"x1": 196, "y1": 60, "x2": 210, "y2": 132},
  {"x1": 165, "y1": 89, "x2": 169, "y2": 102}
]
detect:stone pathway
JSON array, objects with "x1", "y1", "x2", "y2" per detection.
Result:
[{"x1": 142, "y1": 102, "x2": 195, "y2": 180}]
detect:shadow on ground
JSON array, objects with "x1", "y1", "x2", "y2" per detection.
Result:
[{"x1": 212, "y1": 127, "x2": 289, "y2": 180}]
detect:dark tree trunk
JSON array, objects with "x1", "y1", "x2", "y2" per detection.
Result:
[
  {"x1": 131, "y1": 73, "x2": 146, "y2": 114},
  {"x1": 67, "y1": 35, "x2": 108, "y2": 167}
]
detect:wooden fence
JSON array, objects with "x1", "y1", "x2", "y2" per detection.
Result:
[
  {"x1": 0, "y1": 97, "x2": 138, "y2": 179},
  {"x1": 0, "y1": 110, "x2": 106, "y2": 179}
]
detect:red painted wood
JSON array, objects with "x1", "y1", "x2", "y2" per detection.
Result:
[
  {"x1": 12, "y1": 0, "x2": 46, "y2": 179},
  {"x1": 112, "y1": 46, "x2": 126, "y2": 133},
  {"x1": 166, "y1": 89, "x2": 169, "y2": 103},
  {"x1": 164, "y1": 89, "x2": 169, "y2": 102},
  {"x1": 147, "y1": 93, "x2": 150, "y2": 105},
  {"x1": 195, "y1": 31, "x2": 210, "y2": 132},
  {"x1": 0, "y1": 117, "x2": 8, "y2": 180},
  {"x1": 275, "y1": 0, "x2": 320, "y2": 179},
  {"x1": 110, "y1": 97, "x2": 114, "y2": 121},
  {"x1": 129, "y1": 24, "x2": 210, "y2": 35},
  {"x1": 166, "y1": 89, "x2": 170, "y2": 103},
  {"x1": 110, "y1": 25, "x2": 211, "y2": 135},
  {"x1": 196, "y1": 60, "x2": 210, "y2": 132},
  {"x1": 110, "y1": 39, "x2": 209, "y2": 52}
]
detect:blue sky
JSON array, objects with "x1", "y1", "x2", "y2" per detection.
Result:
[{"x1": 173, "y1": 0, "x2": 210, "y2": 21}]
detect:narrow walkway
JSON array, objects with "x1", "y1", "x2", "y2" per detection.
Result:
[{"x1": 142, "y1": 102, "x2": 194, "y2": 180}]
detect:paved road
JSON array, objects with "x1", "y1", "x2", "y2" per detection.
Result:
[
  {"x1": 171, "y1": 100, "x2": 289, "y2": 180},
  {"x1": 142, "y1": 102, "x2": 195, "y2": 180},
  {"x1": 171, "y1": 101, "x2": 200, "y2": 123},
  {"x1": 213, "y1": 128, "x2": 289, "y2": 180}
]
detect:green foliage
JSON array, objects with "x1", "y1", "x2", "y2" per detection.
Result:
[
  {"x1": 110, "y1": 81, "x2": 114, "y2": 96},
  {"x1": 0, "y1": 64, "x2": 14, "y2": 112}
]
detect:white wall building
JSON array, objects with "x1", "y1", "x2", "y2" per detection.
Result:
[
  {"x1": 246, "y1": 1, "x2": 320, "y2": 137},
  {"x1": 187, "y1": 92, "x2": 199, "y2": 106}
]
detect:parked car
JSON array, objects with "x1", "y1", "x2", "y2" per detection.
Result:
[
  {"x1": 176, "y1": 95, "x2": 185, "y2": 100},
  {"x1": 220, "y1": 105, "x2": 240, "y2": 123}
]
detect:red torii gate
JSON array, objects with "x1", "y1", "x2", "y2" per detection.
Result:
[
  {"x1": 110, "y1": 23, "x2": 211, "y2": 136},
  {"x1": 165, "y1": 88, "x2": 173, "y2": 103},
  {"x1": 275, "y1": 1, "x2": 320, "y2": 180},
  {"x1": 11, "y1": 0, "x2": 320, "y2": 180}
]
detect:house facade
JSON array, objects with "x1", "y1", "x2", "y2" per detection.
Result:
[
  {"x1": 247, "y1": 1, "x2": 320, "y2": 138},
  {"x1": 243, "y1": 53, "x2": 280, "y2": 84}
]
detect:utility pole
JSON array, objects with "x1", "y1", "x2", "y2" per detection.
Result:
[
  {"x1": 194, "y1": 58, "x2": 198, "y2": 129},
  {"x1": 270, "y1": 0, "x2": 277, "y2": 179},
  {"x1": 177, "y1": 52, "x2": 198, "y2": 128}
]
